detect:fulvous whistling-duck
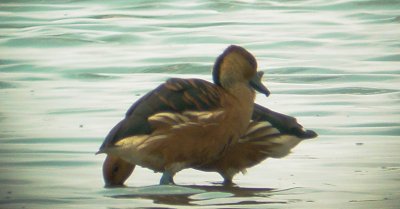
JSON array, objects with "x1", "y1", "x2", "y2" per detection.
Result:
[{"x1": 97, "y1": 45, "x2": 317, "y2": 186}]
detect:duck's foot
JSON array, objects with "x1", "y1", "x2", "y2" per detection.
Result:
[{"x1": 160, "y1": 171, "x2": 175, "y2": 185}]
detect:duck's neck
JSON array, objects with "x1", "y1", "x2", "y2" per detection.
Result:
[
  {"x1": 226, "y1": 83, "x2": 255, "y2": 105},
  {"x1": 224, "y1": 82, "x2": 256, "y2": 134}
]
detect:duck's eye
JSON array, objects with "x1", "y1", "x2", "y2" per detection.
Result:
[{"x1": 112, "y1": 165, "x2": 119, "y2": 174}]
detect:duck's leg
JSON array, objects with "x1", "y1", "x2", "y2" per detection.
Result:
[
  {"x1": 223, "y1": 178, "x2": 235, "y2": 186},
  {"x1": 160, "y1": 171, "x2": 175, "y2": 185},
  {"x1": 221, "y1": 172, "x2": 236, "y2": 186}
]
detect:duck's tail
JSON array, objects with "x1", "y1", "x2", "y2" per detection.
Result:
[{"x1": 240, "y1": 121, "x2": 305, "y2": 159}]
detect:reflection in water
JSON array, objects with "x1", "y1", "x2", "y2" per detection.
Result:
[{"x1": 108, "y1": 184, "x2": 286, "y2": 206}]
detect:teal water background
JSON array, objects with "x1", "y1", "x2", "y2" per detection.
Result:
[{"x1": 1, "y1": 0, "x2": 399, "y2": 208}]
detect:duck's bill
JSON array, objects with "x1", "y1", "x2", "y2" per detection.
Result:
[{"x1": 250, "y1": 71, "x2": 270, "y2": 97}]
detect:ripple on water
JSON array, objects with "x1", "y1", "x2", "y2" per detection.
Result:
[
  {"x1": 62, "y1": 72, "x2": 118, "y2": 80},
  {"x1": 346, "y1": 12, "x2": 400, "y2": 24},
  {"x1": 3, "y1": 36, "x2": 101, "y2": 48},
  {"x1": 1, "y1": 137, "x2": 98, "y2": 144},
  {"x1": 268, "y1": 67, "x2": 342, "y2": 75},
  {"x1": 138, "y1": 63, "x2": 211, "y2": 74},
  {"x1": 270, "y1": 74, "x2": 399, "y2": 84},
  {"x1": 283, "y1": 86, "x2": 398, "y2": 95},
  {"x1": 0, "y1": 63, "x2": 55, "y2": 73},
  {"x1": 366, "y1": 54, "x2": 400, "y2": 62},
  {"x1": 0, "y1": 81, "x2": 18, "y2": 89}
]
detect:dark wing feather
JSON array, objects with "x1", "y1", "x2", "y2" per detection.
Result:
[
  {"x1": 99, "y1": 78, "x2": 222, "y2": 150},
  {"x1": 252, "y1": 104, "x2": 317, "y2": 139}
]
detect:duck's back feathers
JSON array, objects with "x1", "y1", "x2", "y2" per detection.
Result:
[
  {"x1": 126, "y1": 78, "x2": 222, "y2": 117},
  {"x1": 100, "y1": 78, "x2": 224, "y2": 150}
]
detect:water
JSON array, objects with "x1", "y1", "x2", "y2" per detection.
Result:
[{"x1": 1, "y1": 0, "x2": 399, "y2": 208}]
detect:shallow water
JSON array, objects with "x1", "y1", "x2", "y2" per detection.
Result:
[{"x1": 1, "y1": 0, "x2": 400, "y2": 208}]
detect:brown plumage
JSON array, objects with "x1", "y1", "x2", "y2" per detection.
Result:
[
  {"x1": 98, "y1": 45, "x2": 317, "y2": 186},
  {"x1": 197, "y1": 118, "x2": 316, "y2": 183},
  {"x1": 98, "y1": 45, "x2": 271, "y2": 185}
]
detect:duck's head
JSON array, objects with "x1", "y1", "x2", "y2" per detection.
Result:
[
  {"x1": 102, "y1": 155, "x2": 135, "y2": 187},
  {"x1": 213, "y1": 45, "x2": 270, "y2": 96}
]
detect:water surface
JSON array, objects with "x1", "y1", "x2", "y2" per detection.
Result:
[{"x1": 1, "y1": 0, "x2": 399, "y2": 208}]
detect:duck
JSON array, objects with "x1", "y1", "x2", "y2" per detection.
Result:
[
  {"x1": 98, "y1": 46, "x2": 318, "y2": 186},
  {"x1": 97, "y1": 45, "x2": 271, "y2": 185}
]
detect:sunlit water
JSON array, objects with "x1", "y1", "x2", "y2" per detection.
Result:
[{"x1": 1, "y1": 0, "x2": 399, "y2": 208}]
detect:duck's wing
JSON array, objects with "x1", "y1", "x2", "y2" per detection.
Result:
[
  {"x1": 198, "y1": 120, "x2": 316, "y2": 180},
  {"x1": 214, "y1": 105, "x2": 318, "y2": 172},
  {"x1": 238, "y1": 121, "x2": 305, "y2": 159},
  {"x1": 202, "y1": 121, "x2": 299, "y2": 169},
  {"x1": 99, "y1": 78, "x2": 223, "y2": 150},
  {"x1": 252, "y1": 104, "x2": 317, "y2": 139},
  {"x1": 197, "y1": 106, "x2": 317, "y2": 180}
]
